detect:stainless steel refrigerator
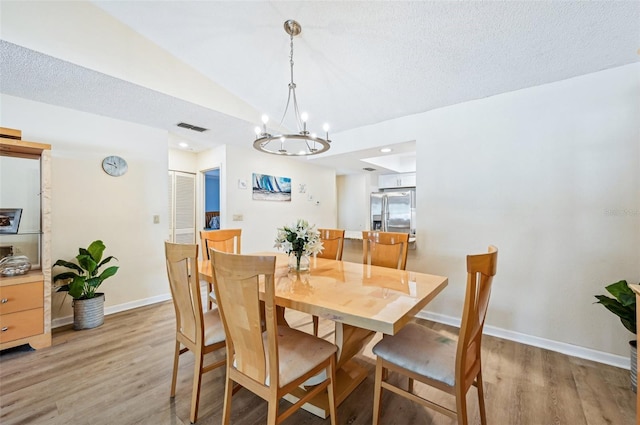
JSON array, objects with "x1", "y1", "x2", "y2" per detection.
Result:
[{"x1": 370, "y1": 189, "x2": 415, "y2": 235}]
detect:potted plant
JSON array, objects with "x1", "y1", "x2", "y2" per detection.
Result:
[
  {"x1": 53, "y1": 240, "x2": 118, "y2": 330},
  {"x1": 595, "y1": 279, "x2": 637, "y2": 392}
]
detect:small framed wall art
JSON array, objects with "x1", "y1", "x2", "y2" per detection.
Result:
[{"x1": 0, "y1": 208, "x2": 23, "y2": 234}]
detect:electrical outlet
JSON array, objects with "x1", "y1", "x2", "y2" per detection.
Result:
[
  {"x1": 153, "y1": 215, "x2": 160, "y2": 224},
  {"x1": 232, "y1": 214, "x2": 243, "y2": 221}
]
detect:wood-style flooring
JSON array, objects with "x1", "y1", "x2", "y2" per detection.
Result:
[{"x1": 0, "y1": 301, "x2": 635, "y2": 425}]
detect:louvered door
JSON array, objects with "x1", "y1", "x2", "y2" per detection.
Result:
[{"x1": 168, "y1": 171, "x2": 196, "y2": 244}]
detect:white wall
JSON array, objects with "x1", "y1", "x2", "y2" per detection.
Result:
[
  {"x1": 333, "y1": 64, "x2": 640, "y2": 358},
  {"x1": 337, "y1": 174, "x2": 376, "y2": 232},
  {"x1": 1, "y1": 94, "x2": 171, "y2": 321},
  {"x1": 168, "y1": 147, "x2": 197, "y2": 173}
]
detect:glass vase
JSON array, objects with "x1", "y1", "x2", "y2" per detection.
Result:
[{"x1": 289, "y1": 252, "x2": 310, "y2": 272}]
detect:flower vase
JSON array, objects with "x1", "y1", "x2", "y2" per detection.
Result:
[{"x1": 289, "y1": 253, "x2": 310, "y2": 272}]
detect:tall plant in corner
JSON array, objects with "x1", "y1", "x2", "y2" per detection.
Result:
[
  {"x1": 595, "y1": 280, "x2": 636, "y2": 335},
  {"x1": 53, "y1": 240, "x2": 119, "y2": 300},
  {"x1": 595, "y1": 279, "x2": 637, "y2": 392}
]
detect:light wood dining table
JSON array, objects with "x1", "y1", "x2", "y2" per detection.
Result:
[{"x1": 199, "y1": 252, "x2": 448, "y2": 418}]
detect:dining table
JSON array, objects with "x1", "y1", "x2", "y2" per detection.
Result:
[{"x1": 199, "y1": 252, "x2": 448, "y2": 418}]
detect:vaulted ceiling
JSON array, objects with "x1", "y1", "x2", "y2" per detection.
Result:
[{"x1": 1, "y1": 1, "x2": 639, "y2": 174}]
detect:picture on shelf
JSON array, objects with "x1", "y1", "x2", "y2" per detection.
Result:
[{"x1": 0, "y1": 208, "x2": 22, "y2": 234}]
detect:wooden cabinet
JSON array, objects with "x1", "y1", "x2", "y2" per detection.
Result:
[
  {"x1": 0, "y1": 128, "x2": 51, "y2": 350},
  {"x1": 0, "y1": 275, "x2": 44, "y2": 344},
  {"x1": 378, "y1": 172, "x2": 416, "y2": 189}
]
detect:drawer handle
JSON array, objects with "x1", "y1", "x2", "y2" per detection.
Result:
[
  {"x1": 1, "y1": 298, "x2": 8, "y2": 304},
  {"x1": 1, "y1": 327, "x2": 8, "y2": 332}
]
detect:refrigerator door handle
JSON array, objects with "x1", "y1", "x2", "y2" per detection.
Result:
[{"x1": 382, "y1": 195, "x2": 388, "y2": 232}]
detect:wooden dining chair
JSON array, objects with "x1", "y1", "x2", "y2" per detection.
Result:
[
  {"x1": 371, "y1": 245, "x2": 498, "y2": 425},
  {"x1": 362, "y1": 231, "x2": 409, "y2": 271},
  {"x1": 164, "y1": 242, "x2": 226, "y2": 424},
  {"x1": 311, "y1": 228, "x2": 346, "y2": 335},
  {"x1": 210, "y1": 249, "x2": 338, "y2": 425},
  {"x1": 199, "y1": 229, "x2": 241, "y2": 309},
  {"x1": 317, "y1": 228, "x2": 345, "y2": 261}
]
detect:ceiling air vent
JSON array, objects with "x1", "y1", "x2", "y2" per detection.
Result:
[
  {"x1": 177, "y1": 122, "x2": 208, "y2": 133},
  {"x1": 362, "y1": 167, "x2": 376, "y2": 172}
]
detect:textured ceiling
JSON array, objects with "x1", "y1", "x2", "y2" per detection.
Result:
[{"x1": 2, "y1": 1, "x2": 639, "y2": 174}]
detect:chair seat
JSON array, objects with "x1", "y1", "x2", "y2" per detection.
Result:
[
  {"x1": 232, "y1": 325, "x2": 337, "y2": 387},
  {"x1": 372, "y1": 322, "x2": 457, "y2": 387},
  {"x1": 203, "y1": 307, "x2": 226, "y2": 346}
]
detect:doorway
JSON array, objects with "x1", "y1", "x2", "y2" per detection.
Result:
[{"x1": 204, "y1": 168, "x2": 220, "y2": 229}]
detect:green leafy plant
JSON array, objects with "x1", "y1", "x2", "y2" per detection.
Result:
[
  {"x1": 595, "y1": 280, "x2": 636, "y2": 335},
  {"x1": 53, "y1": 240, "x2": 119, "y2": 300}
]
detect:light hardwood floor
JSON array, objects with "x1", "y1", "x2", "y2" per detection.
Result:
[{"x1": 0, "y1": 301, "x2": 635, "y2": 425}]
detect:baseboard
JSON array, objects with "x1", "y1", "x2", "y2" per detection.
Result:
[
  {"x1": 51, "y1": 293, "x2": 172, "y2": 329},
  {"x1": 416, "y1": 311, "x2": 630, "y2": 370}
]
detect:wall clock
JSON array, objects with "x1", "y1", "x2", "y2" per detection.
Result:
[{"x1": 102, "y1": 155, "x2": 128, "y2": 177}]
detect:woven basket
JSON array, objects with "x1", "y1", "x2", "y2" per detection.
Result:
[{"x1": 73, "y1": 294, "x2": 105, "y2": 330}]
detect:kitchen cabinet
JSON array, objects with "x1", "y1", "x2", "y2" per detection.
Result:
[
  {"x1": 378, "y1": 172, "x2": 416, "y2": 189},
  {"x1": 0, "y1": 128, "x2": 52, "y2": 350}
]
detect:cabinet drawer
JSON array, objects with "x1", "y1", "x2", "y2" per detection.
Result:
[
  {"x1": 0, "y1": 281, "x2": 44, "y2": 314},
  {"x1": 0, "y1": 308, "x2": 44, "y2": 343}
]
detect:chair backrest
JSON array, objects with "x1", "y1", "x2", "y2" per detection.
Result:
[
  {"x1": 362, "y1": 231, "x2": 409, "y2": 270},
  {"x1": 199, "y1": 229, "x2": 241, "y2": 260},
  {"x1": 210, "y1": 249, "x2": 277, "y2": 386},
  {"x1": 317, "y1": 228, "x2": 345, "y2": 261},
  {"x1": 164, "y1": 241, "x2": 204, "y2": 345},
  {"x1": 456, "y1": 245, "x2": 498, "y2": 390}
]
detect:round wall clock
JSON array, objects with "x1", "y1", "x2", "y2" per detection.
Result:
[{"x1": 102, "y1": 155, "x2": 128, "y2": 177}]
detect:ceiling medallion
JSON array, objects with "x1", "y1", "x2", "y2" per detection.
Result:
[{"x1": 253, "y1": 20, "x2": 330, "y2": 156}]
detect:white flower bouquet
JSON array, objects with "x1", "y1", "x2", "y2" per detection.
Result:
[{"x1": 274, "y1": 219, "x2": 323, "y2": 270}]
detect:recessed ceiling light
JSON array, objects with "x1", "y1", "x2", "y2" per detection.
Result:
[
  {"x1": 179, "y1": 142, "x2": 189, "y2": 148},
  {"x1": 380, "y1": 148, "x2": 392, "y2": 153}
]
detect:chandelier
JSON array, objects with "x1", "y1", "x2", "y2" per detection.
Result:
[{"x1": 253, "y1": 20, "x2": 331, "y2": 156}]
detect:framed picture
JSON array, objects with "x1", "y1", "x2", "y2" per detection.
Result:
[
  {"x1": 0, "y1": 208, "x2": 23, "y2": 234},
  {"x1": 252, "y1": 173, "x2": 291, "y2": 202}
]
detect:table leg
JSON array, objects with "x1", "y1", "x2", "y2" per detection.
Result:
[{"x1": 283, "y1": 322, "x2": 375, "y2": 418}]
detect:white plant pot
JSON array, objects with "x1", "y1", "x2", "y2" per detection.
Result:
[{"x1": 73, "y1": 293, "x2": 105, "y2": 330}]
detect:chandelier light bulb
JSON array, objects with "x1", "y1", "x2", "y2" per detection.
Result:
[
  {"x1": 254, "y1": 126, "x2": 262, "y2": 136},
  {"x1": 323, "y1": 123, "x2": 330, "y2": 132},
  {"x1": 261, "y1": 114, "x2": 269, "y2": 124},
  {"x1": 301, "y1": 112, "x2": 309, "y2": 122}
]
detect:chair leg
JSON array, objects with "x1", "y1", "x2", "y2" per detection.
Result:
[
  {"x1": 221, "y1": 375, "x2": 234, "y2": 425},
  {"x1": 313, "y1": 315, "x2": 319, "y2": 336},
  {"x1": 372, "y1": 357, "x2": 384, "y2": 425},
  {"x1": 455, "y1": 386, "x2": 469, "y2": 425},
  {"x1": 476, "y1": 370, "x2": 487, "y2": 425},
  {"x1": 408, "y1": 377, "x2": 414, "y2": 393},
  {"x1": 266, "y1": 394, "x2": 278, "y2": 425},
  {"x1": 327, "y1": 355, "x2": 337, "y2": 425},
  {"x1": 170, "y1": 341, "x2": 181, "y2": 397},
  {"x1": 189, "y1": 350, "x2": 204, "y2": 424},
  {"x1": 207, "y1": 281, "x2": 214, "y2": 311}
]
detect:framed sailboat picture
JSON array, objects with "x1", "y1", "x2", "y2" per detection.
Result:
[{"x1": 252, "y1": 173, "x2": 291, "y2": 202}]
